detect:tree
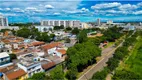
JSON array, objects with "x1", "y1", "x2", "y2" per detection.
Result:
[
  {"x1": 113, "y1": 70, "x2": 141, "y2": 79},
  {"x1": 50, "y1": 34, "x2": 55, "y2": 40},
  {"x1": 27, "y1": 72, "x2": 48, "y2": 80},
  {"x1": 9, "y1": 54, "x2": 17, "y2": 62},
  {"x1": 60, "y1": 25, "x2": 64, "y2": 29},
  {"x1": 43, "y1": 28, "x2": 48, "y2": 32},
  {"x1": 17, "y1": 27, "x2": 31, "y2": 38},
  {"x1": 66, "y1": 41, "x2": 101, "y2": 75},
  {"x1": 78, "y1": 30, "x2": 87, "y2": 43},
  {"x1": 71, "y1": 28, "x2": 79, "y2": 34},
  {"x1": 65, "y1": 68, "x2": 78, "y2": 80},
  {"x1": 92, "y1": 67, "x2": 109, "y2": 80},
  {"x1": 65, "y1": 38, "x2": 71, "y2": 43},
  {"x1": 107, "y1": 57, "x2": 119, "y2": 71},
  {"x1": 66, "y1": 27, "x2": 72, "y2": 31},
  {"x1": 50, "y1": 65, "x2": 64, "y2": 80}
]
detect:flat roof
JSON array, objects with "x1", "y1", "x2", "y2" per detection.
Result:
[{"x1": 0, "y1": 52, "x2": 9, "y2": 58}]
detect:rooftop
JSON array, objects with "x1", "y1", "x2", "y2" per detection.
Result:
[
  {"x1": 56, "y1": 49, "x2": 66, "y2": 55},
  {"x1": 6, "y1": 69, "x2": 26, "y2": 80},
  {"x1": 0, "y1": 52, "x2": 9, "y2": 58},
  {"x1": 31, "y1": 41, "x2": 45, "y2": 46},
  {"x1": 18, "y1": 53, "x2": 41, "y2": 67},
  {"x1": 42, "y1": 42, "x2": 63, "y2": 50}
]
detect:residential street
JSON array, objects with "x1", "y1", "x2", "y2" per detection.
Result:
[{"x1": 78, "y1": 42, "x2": 123, "y2": 80}]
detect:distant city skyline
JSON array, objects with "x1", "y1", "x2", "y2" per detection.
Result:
[{"x1": 0, "y1": 0, "x2": 142, "y2": 23}]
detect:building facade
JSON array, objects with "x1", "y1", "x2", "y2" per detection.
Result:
[
  {"x1": 0, "y1": 15, "x2": 8, "y2": 27},
  {"x1": 0, "y1": 52, "x2": 12, "y2": 67},
  {"x1": 41, "y1": 20, "x2": 81, "y2": 28},
  {"x1": 97, "y1": 18, "x2": 101, "y2": 26}
]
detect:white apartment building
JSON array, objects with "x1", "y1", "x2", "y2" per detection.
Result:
[
  {"x1": 107, "y1": 20, "x2": 113, "y2": 24},
  {"x1": 41, "y1": 20, "x2": 81, "y2": 28},
  {"x1": 35, "y1": 26, "x2": 53, "y2": 32},
  {"x1": 0, "y1": 15, "x2": 8, "y2": 27}
]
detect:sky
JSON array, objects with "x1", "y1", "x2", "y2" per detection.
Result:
[{"x1": 0, "y1": 0, "x2": 142, "y2": 23}]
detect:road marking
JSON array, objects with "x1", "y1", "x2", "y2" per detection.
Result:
[{"x1": 78, "y1": 57, "x2": 105, "y2": 80}]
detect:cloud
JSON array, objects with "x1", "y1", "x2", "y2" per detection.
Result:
[
  {"x1": 137, "y1": 2, "x2": 142, "y2": 7},
  {"x1": 118, "y1": 4, "x2": 138, "y2": 10},
  {"x1": 91, "y1": 2, "x2": 121, "y2": 9},
  {"x1": 13, "y1": 8, "x2": 24, "y2": 12},
  {"x1": 53, "y1": 12, "x2": 61, "y2": 15},
  {"x1": 81, "y1": 8, "x2": 89, "y2": 12},
  {"x1": 133, "y1": 10, "x2": 142, "y2": 15},
  {"x1": 45, "y1": 5, "x2": 54, "y2": 9},
  {"x1": 0, "y1": 8, "x2": 3, "y2": 10},
  {"x1": 25, "y1": 7, "x2": 37, "y2": 11},
  {"x1": 5, "y1": 8, "x2": 11, "y2": 11}
]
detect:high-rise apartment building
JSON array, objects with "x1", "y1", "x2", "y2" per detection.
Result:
[
  {"x1": 41, "y1": 20, "x2": 81, "y2": 28},
  {"x1": 0, "y1": 15, "x2": 8, "y2": 27},
  {"x1": 97, "y1": 18, "x2": 101, "y2": 26}
]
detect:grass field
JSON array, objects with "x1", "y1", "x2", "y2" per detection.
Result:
[{"x1": 116, "y1": 36, "x2": 142, "y2": 75}]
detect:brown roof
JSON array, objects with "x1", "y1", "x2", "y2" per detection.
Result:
[
  {"x1": 57, "y1": 49, "x2": 66, "y2": 55},
  {"x1": 42, "y1": 62, "x2": 55, "y2": 70},
  {"x1": 42, "y1": 42, "x2": 62, "y2": 50},
  {"x1": 32, "y1": 41, "x2": 45, "y2": 46},
  {"x1": 6, "y1": 69, "x2": 26, "y2": 80},
  {"x1": 0, "y1": 65, "x2": 16, "y2": 73},
  {"x1": 2, "y1": 39, "x2": 10, "y2": 43}
]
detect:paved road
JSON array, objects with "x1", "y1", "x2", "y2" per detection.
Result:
[{"x1": 78, "y1": 42, "x2": 123, "y2": 80}]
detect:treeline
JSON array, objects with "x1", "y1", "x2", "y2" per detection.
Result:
[
  {"x1": 92, "y1": 30, "x2": 141, "y2": 80},
  {"x1": 9, "y1": 23, "x2": 34, "y2": 27},
  {"x1": 16, "y1": 27, "x2": 55, "y2": 42}
]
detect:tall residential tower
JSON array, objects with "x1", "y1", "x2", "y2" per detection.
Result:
[{"x1": 0, "y1": 15, "x2": 9, "y2": 27}]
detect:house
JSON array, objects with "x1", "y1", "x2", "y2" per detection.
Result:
[
  {"x1": 6, "y1": 69, "x2": 27, "y2": 80},
  {"x1": 42, "y1": 42, "x2": 63, "y2": 53},
  {"x1": 48, "y1": 48, "x2": 66, "y2": 58},
  {"x1": 17, "y1": 53, "x2": 44, "y2": 77},
  {"x1": 31, "y1": 41, "x2": 45, "y2": 47},
  {"x1": 0, "y1": 41, "x2": 5, "y2": 49},
  {"x1": 0, "y1": 52, "x2": 13, "y2": 68},
  {"x1": 41, "y1": 61, "x2": 55, "y2": 71},
  {"x1": 56, "y1": 49, "x2": 67, "y2": 57}
]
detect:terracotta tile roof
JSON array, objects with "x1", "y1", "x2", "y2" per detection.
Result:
[
  {"x1": 6, "y1": 69, "x2": 26, "y2": 80},
  {"x1": 0, "y1": 65, "x2": 16, "y2": 73},
  {"x1": 42, "y1": 42, "x2": 62, "y2": 50},
  {"x1": 2, "y1": 39, "x2": 10, "y2": 43},
  {"x1": 32, "y1": 41, "x2": 45, "y2": 46},
  {"x1": 57, "y1": 49, "x2": 66, "y2": 55},
  {"x1": 42, "y1": 62, "x2": 55, "y2": 70}
]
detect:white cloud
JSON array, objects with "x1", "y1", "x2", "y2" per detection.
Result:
[
  {"x1": 91, "y1": 2, "x2": 121, "y2": 9},
  {"x1": 25, "y1": 7, "x2": 37, "y2": 11},
  {"x1": 53, "y1": 12, "x2": 61, "y2": 15},
  {"x1": 81, "y1": 8, "x2": 89, "y2": 12},
  {"x1": 119, "y1": 4, "x2": 138, "y2": 10},
  {"x1": 5, "y1": 8, "x2": 11, "y2": 11},
  {"x1": 13, "y1": 8, "x2": 24, "y2": 12},
  {"x1": 45, "y1": 5, "x2": 54, "y2": 9},
  {"x1": 133, "y1": 10, "x2": 142, "y2": 15},
  {"x1": 137, "y1": 2, "x2": 142, "y2": 7},
  {"x1": 0, "y1": 8, "x2": 3, "y2": 10}
]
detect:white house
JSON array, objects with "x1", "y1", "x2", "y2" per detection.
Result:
[
  {"x1": 0, "y1": 52, "x2": 13, "y2": 68},
  {"x1": 17, "y1": 53, "x2": 44, "y2": 77}
]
